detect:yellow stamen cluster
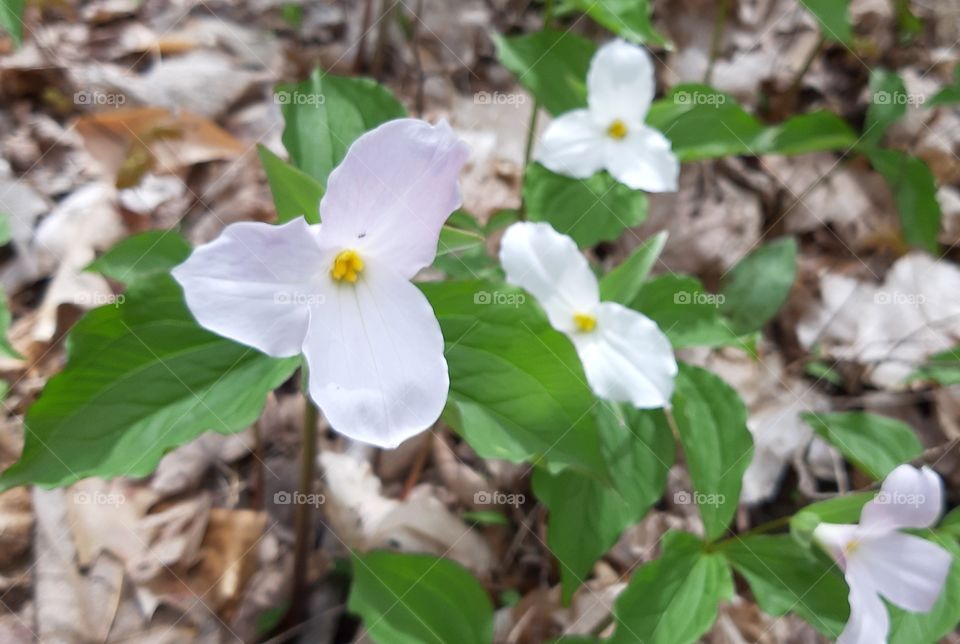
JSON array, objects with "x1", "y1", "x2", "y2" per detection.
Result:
[
  {"x1": 331, "y1": 249, "x2": 364, "y2": 283},
  {"x1": 607, "y1": 119, "x2": 628, "y2": 140},
  {"x1": 844, "y1": 539, "x2": 861, "y2": 556},
  {"x1": 573, "y1": 312, "x2": 597, "y2": 333}
]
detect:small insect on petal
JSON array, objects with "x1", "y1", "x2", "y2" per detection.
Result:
[
  {"x1": 331, "y1": 249, "x2": 364, "y2": 283},
  {"x1": 607, "y1": 119, "x2": 629, "y2": 140},
  {"x1": 573, "y1": 312, "x2": 597, "y2": 333}
]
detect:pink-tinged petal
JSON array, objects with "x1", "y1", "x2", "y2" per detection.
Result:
[
  {"x1": 569, "y1": 302, "x2": 677, "y2": 408},
  {"x1": 499, "y1": 222, "x2": 599, "y2": 333},
  {"x1": 535, "y1": 109, "x2": 606, "y2": 179},
  {"x1": 858, "y1": 531, "x2": 952, "y2": 613},
  {"x1": 813, "y1": 522, "x2": 860, "y2": 572},
  {"x1": 860, "y1": 465, "x2": 943, "y2": 533},
  {"x1": 318, "y1": 118, "x2": 469, "y2": 279},
  {"x1": 302, "y1": 261, "x2": 448, "y2": 447},
  {"x1": 604, "y1": 125, "x2": 679, "y2": 193},
  {"x1": 172, "y1": 217, "x2": 323, "y2": 357},
  {"x1": 838, "y1": 564, "x2": 890, "y2": 644},
  {"x1": 587, "y1": 40, "x2": 656, "y2": 124}
]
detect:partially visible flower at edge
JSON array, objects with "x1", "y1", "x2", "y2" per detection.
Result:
[
  {"x1": 498, "y1": 221, "x2": 678, "y2": 408},
  {"x1": 172, "y1": 118, "x2": 470, "y2": 448},
  {"x1": 813, "y1": 464, "x2": 953, "y2": 644},
  {"x1": 535, "y1": 39, "x2": 680, "y2": 193}
]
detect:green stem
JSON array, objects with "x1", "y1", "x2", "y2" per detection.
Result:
[
  {"x1": 704, "y1": 0, "x2": 730, "y2": 84},
  {"x1": 519, "y1": 0, "x2": 556, "y2": 220}
]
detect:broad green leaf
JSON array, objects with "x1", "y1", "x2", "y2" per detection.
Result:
[
  {"x1": 647, "y1": 86, "x2": 765, "y2": 161},
  {"x1": 534, "y1": 470, "x2": 632, "y2": 604},
  {"x1": 799, "y1": 0, "x2": 852, "y2": 44},
  {"x1": 610, "y1": 531, "x2": 732, "y2": 644},
  {"x1": 86, "y1": 230, "x2": 191, "y2": 286},
  {"x1": 557, "y1": 0, "x2": 666, "y2": 47},
  {"x1": 888, "y1": 536, "x2": 960, "y2": 643},
  {"x1": 278, "y1": 70, "x2": 406, "y2": 184},
  {"x1": 0, "y1": 276, "x2": 298, "y2": 489},
  {"x1": 598, "y1": 405, "x2": 673, "y2": 516},
  {"x1": 630, "y1": 275, "x2": 739, "y2": 348},
  {"x1": 535, "y1": 405, "x2": 673, "y2": 602},
  {"x1": 930, "y1": 66, "x2": 960, "y2": 107},
  {"x1": 801, "y1": 412, "x2": 923, "y2": 480},
  {"x1": 257, "y1": 145, "x2": 324, "y2": 224},
  {"x1": 864, "y1": 69, "x2": 908, "y2": 147},
  {"x1": 425, "y1": 281, "x2": 605, "y2": 476},
  {"x1": 909, "y1": 345, "x2": 960, "y2": 385},
  {"x1": 433, "y1": 211, "x2": 496, "y2": 279},
  {"x1": 866, "y1": 148, "x2": 940, "y2": 253},
  {"x1": 348, "y1": 551, "x2": 494, "y2": 644},
  {"x1": 671, "y1": 364, "x2": 753, "y2": 541},
  {"x1": 493, "y1": 30, "x2": 595, "y2": 115},
  {"x1": 648, "y1": 87, "x2": 856, "y2": 160},
  {"x1": 721, "y1": 535, "x2": 849, "y2": 637},
  {"x1": 753, "y1": 111, "x2": 858, "y2": 156},
  {"x1": 523, "y1": 164, "x2": 649, "y2": 248},
  {"x1": 719, "y1": 237, "x2": 797, "y2": 335},
  {"x1": 0, "y1": 0, "x2": 24, "y2": 47},
  {"x1": 599, "y1": 231, "x2": 667, "y2": 305},
  {"x1": 941, "y1": 506, "x2": 960, "y2": 539}
]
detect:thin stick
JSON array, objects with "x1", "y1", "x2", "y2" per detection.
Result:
[{"x1": 289, "y1": 399, "x2": 319, "y2": 623}]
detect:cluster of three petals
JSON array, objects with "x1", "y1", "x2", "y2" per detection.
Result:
[{"x1": 172, "y1": 115, "x2": 679, "y2": 448}]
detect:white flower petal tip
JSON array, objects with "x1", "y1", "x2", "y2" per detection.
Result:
[
  {"x1": 176, "y1": 119, "x2": 466, "y2": 448},
  {"x1": 588, "y1": 40, "x2": 656, "y2": 124},
  {"x1": 319, "y1": 118, "x2": 471, "y2": 279},
  {"x1": 813, "y1": 465, "x2": 954, "y2": 644},
  {"x1": 498, "y1": 222, "x2": 677, "y2": 408},
  {"x1": 535, "y1": 39, "x2": 679, "y2": 194}
]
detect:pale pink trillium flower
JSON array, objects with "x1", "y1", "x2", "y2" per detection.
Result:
[
  {"x1": 813, "y1": 464, "x2": 953, "y2": 644},
  {"x1": 535, "y1": 39, "x2": 680, "y2": 192},
  {"x1": 172, "y1": 119, "x2": 469, "y2": 448},
  {"x1": 499, "y1": 222, "x2": 677, "y2": 407}
]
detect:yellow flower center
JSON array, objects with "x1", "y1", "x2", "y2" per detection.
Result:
[
  {"x1": 607, "y1": 119, "x2": 628, "y2": 140},
  {"x1": 844, "y1": 539, "x2": 861, "y2": 556},
  {"x1": 573, "y1": 312, "x2": 597, "y2": 333},
  {"x1": 331, "y1": 249, "x2": 364, "y2": 283}
]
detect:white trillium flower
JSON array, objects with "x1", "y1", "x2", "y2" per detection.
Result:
[
  {"x1": 499, "y1": 222, "x2": 678, "y2": 407},
  {"x1": 172, "y1": 118, "x2": 469, "y2": 448},
  {"x1": 535, "y1": 39, "x2": 680, "y2": 192},
  {"x1": 813, "y1": 465, "x2": 953, "y2": 644}
]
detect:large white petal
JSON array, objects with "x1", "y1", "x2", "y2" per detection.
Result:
[
  {"x1": 171, "y1": 217, "x2": 322, "y2": 357},
  {"x1": 569, "y1": 302, "x2": 677, "y2": 408},
  {"x1": 860, "y1": 465, "x2": 943, "y2": 533},
  {"x1": 587, "y1": 40, "x2": 656, "y2": 124},
  {"x1": 318, "y1": 118, "x2": 469, "y2": 279},
  {"x1": 302, "y1": 261, "x2": 448, "y2": 447},
  {"x1": 857, "y1": 531, "x2": 952, "y2": 613},
  {"x1": 604, "y1": 125, "x2": 680, "y2": 192},
  {"x1": 839, "y1": 566, "x2": 890, "y2": 644},
  {"x1": 535, "y1": 109, "x2": 606, "y2": 179},
  {"x1": 499, "y1": 222, "x2": 599, "y2": 333}
]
